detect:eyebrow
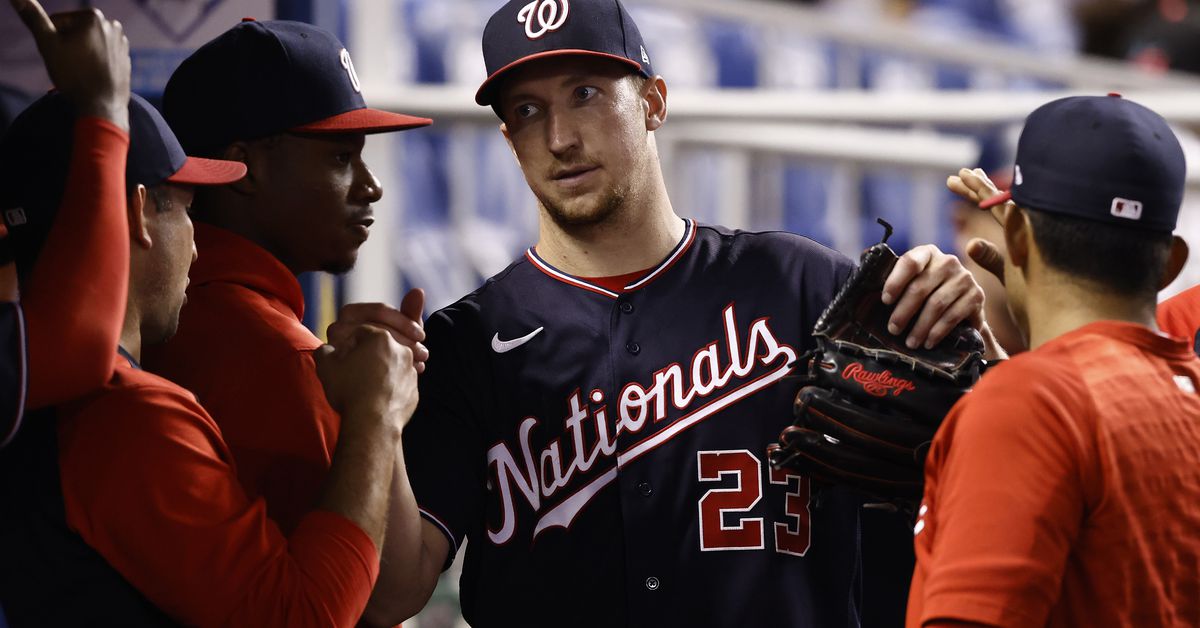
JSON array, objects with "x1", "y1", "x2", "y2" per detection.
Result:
[{"x1": 503, "y1": 74, "x2": 595, "y2": 106}]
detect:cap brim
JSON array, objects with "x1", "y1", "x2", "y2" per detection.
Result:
[
  {"x1": 167, "y1": 157, "x2": 248, "y2": 186},
  {"x1": 978, "y1": 190, "x2": 1012, "y2": 209},
  {"x1": 291, "y1": 108, "x2": 433, "y2": 134},
  {"x1": 475, "y1": 49, "x2": 644, "y2": 106}
]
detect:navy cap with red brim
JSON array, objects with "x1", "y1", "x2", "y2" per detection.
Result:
[{"x1": 477, "y1": 0, "x2": 653, "y2": 107}]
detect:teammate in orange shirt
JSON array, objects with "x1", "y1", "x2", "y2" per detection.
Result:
[
  {"x1": 0, "y1": 0, "x2": 133, "y2": 446},
  {"x1": 908, "y1": 95, "x2": 1200, "y2": 628},
  {"x1": 0, "y1": 70, "x2": 421, "y2": 626},
  {"x1": 144, "y1": 20, "x2": 432, "y2": 626}
]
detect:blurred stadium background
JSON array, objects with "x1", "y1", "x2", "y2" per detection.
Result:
[{"x1": 4, "y1": 0, "x2": 1200, "y2": 626}]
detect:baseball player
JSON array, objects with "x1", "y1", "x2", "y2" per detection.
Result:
[
  {"x1": 367, "y1": 1, "x2": 1001, "y2": 625},
  {"x1": 909, "y1": 95, "x2": 1200, "y2": 627},
  {"x1": 0, "y1": 82, "x2": 424, "y2": 626},
  {"x1": 141, "y1": 19, "x2": 432, "y2": 626},
  {"x1": 0, "y1": 0, "x2": 133, "y2": 447}
]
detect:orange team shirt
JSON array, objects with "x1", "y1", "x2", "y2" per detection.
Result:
[
  {"x1": 25, "y1": 117, "x2": 131, "y2": 408},
  {"x1": 1158, "y1": 284, "x2": 1200, "y2": 344},
  {"x1": 58, "y1": 352, "x2": 378, "y2": 626},
  {"x1": 908, "y1": 321, "x2": 1200, "y2": 628},
  {"x1": 142, "y1": 223, "x2": 335, "y2": 535}
]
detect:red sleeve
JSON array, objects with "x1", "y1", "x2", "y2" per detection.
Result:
[
  {"x1": 24, "y1": 117, "x2": 129, "y2": 409},
  {"x1": 909, "y1": 360, "x2": 1090, "y2": 628},
  {"x1": 58, "y1": 379, "x2": 379, "y2": 627}
]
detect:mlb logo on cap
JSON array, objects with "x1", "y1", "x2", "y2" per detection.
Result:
[{"x1": 1111, "y1": 198, "x2": 1143, "y2": 221}]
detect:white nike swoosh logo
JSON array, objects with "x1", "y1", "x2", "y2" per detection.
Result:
[{"x1": 491, "y1": 327, "x2": 544, "y2": 353}]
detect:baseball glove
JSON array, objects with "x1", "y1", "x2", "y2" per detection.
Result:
[{"x1": 769, "y1": 220, "x2": 986, "y2": 507}]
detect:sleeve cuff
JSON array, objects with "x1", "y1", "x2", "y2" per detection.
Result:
[
  {"x1": 74, "y1": 116, "x2": 131, "y2": 149},
  {"x1": 297, "y1": 510, "x2": 381, "y2": 584}
]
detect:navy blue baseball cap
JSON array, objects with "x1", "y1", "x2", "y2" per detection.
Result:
[
  {"x1": 164, "y1": 19, "x2": 432, "y2": 156},
  {"x1": 981, "y1": 94, "x2": 1186, "y2": 233},
  {"x1": 0, "y1": 92, "x2": 246, "y2": 274},
  {"x1": 477, "y1": 0, "x2": 653, "y2": 106}
]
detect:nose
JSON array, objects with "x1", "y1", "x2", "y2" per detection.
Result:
[
  {"x1": 546, "y1": 109, "x2": 579, "y2": 158},
  {"x1": 354, "y1": 159, "x2": 384, "y2": 204}
]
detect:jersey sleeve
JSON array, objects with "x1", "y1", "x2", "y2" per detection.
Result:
[
  {"x1": 23, "y1": 117, "x2": 130, "y2": 409},
  {"x1": 910, "y1": 360, "x2": 1091, "y2": 627},
  {"x1": 402, "y1": 300, "x2": 490, "y2": 567},
  {"x1": 57, "y1": 382, "x2": 380, "y2": 628}
]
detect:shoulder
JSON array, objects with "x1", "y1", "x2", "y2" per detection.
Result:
[
  {"x1": 58, "y1": 368, "x2": 223, "y2": 459},
  {"x1": 1159, "y1": 284, "x2": 1200, "y2": 340},
  {"x1": 695, "y1": 223, "x2": 854, "y2": 272}
]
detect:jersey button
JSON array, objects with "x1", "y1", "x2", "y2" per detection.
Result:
[
  {"x1": 619, "y1": 301, "x2": 634, "y2": 314},
  {"x1": 636, "y1": 481, "x2": 652, "y2": 496},
  {"x1": 645, "y1": 576, "x2": 661, "y2": 591},
  {"x1": 626, "y1": 342, "x2": 641, "y2": 355}
]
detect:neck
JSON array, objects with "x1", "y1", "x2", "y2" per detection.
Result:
[
  {"x1": 118, "y1": 301, "x2": 143, "y2": 363},
  {"x1": 534, "y1": 173, "x2": 682, "y2": 276},
  {"x1": 1024, "y1": 274, "x2": 1158, "y2": 350}
]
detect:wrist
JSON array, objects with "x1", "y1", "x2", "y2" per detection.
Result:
[{"x1": 76, "y1": 100, "x2": 129, "y2": 132}]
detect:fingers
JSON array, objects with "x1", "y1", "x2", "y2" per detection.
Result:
[
  {"x1": 966, "y1": 238, "x2": 1005, "y2": 284},
  {"x1": 11, "y1": 0, "x2": 54, "y2": 40},
  {"x1": 913, "y1": 278, "x2": 985, "y2": 348},
  {"x1": 881, "y1": 244, "x2": 932, "y2": 308},
  {"x1": 886, "y1": 246, "x2": 983, "y2": 348}
]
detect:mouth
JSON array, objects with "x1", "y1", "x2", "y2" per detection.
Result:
[{"x1": 551, "y1": 165, "x2": 599, "y2": 186}]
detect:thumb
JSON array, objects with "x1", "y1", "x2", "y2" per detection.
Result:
[
  {"x1": 967, "y1": 238, "x2": 1005, "y2": 284},
  {"x1": 400, "y1": 287, "x2": 425, "y2": 325},
  {"x1": 11, "y1": 0, "x2": 54, "y2": 41}
]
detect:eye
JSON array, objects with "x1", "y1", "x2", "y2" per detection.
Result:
[
  {"x1": 334, "y1": 152, "x2": 353, "y2": 166},
  {"x1": 514, "y1": 103, "x2": 540, "y2": 119},
  {"x1": 574, "y1": 86, "x2": 598, "y2": 101}
]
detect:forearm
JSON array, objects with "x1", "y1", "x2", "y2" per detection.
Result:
[
  {"x1": 317, "y1": 409, "x2": 400, "y2": 551},
  {"x1": 24, "y1": 117, "x2": 129, "y2": 407},
  {"x1": 360, "y1": 447, "x2": 446, "y2": 626}
]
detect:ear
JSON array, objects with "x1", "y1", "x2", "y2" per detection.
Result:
[
  {"x1": 1002, "y1": 205, "x2": 1030, "y2": 271},
  {"x1": 499, "y1": 122, "x2": 521, "y2": 164},
  {"x1": 221, "y1": 142, "x2": 257, "y2": 195},
  {"x1": 643, "y1": 75, "x2": 667, "y2": 131},
  {"x1": 1158, "y1": 235, "x2": 1189, "y2": 290},
  {"x1": 127, "y1": 184, "x2": 152, "y2": 249}
]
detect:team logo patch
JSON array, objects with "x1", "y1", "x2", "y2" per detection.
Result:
[
  {"x1": 518, "y1": 0, "x2": 569, "y2": 40},
  {"x1": 339, "y1": 49, "x2": 362, "y2": 93},
  {"x1": 1014, "y1": 164, "x2": 1023, "y2": 186},
  {"x1": 841, "y1": 362, "x2": 916, "y2": 397},
  {"x1": 4, "y1": 209, "x2": 26, "y2": 227},
  {"x1": 640, "y1": 45, "x2": 650, "y2": 64},
  {"x1": 1110, "y1": 197, "x2": 1143, "y2": 221}
]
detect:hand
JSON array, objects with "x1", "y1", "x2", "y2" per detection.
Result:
[
  {"x1": 881, "y1": 244, "x2": 986, "y2": 350},
  {"x1": 11, "y1": 0, "x2": 131, "y2": 130},
  {"x1": 314, "y1": 324, "x2": 419, "y2": 434},
  {"x1": 327, "y1": 288, "x2": 429, "y2": 373},
  {"x1": 947, "y1": 167, "x2": 1012, "y2": 227}
]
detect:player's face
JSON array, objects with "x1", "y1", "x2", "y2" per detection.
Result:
[
  {"x1": 254, "y1": 132, "x2": 382, "y2": 274},
  {"x1": 143, "y1": 183, "x2": 198, "y2": 344},
  {"x1": 497, "y1": 57, "x2": 655, "y2": 228}
]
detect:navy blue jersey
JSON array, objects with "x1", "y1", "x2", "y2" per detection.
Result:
[
  {"x1": 404, "y1": 221, "x2": 862, "y2": 627},
  {"x1": 0, "y1": 302, "x2": 26, "y2": 449}
]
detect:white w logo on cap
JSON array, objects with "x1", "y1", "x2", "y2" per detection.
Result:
[
  {"x1": 339, "y1": 48, "x2": 362, "y2": 93},
  {"x1": 518, "y1": 0, "x2": 569, "y2": 40}
]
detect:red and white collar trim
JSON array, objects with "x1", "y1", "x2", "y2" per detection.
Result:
[{"x1": 525, "y1": 219, "x2": 697, "y2": 298}]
